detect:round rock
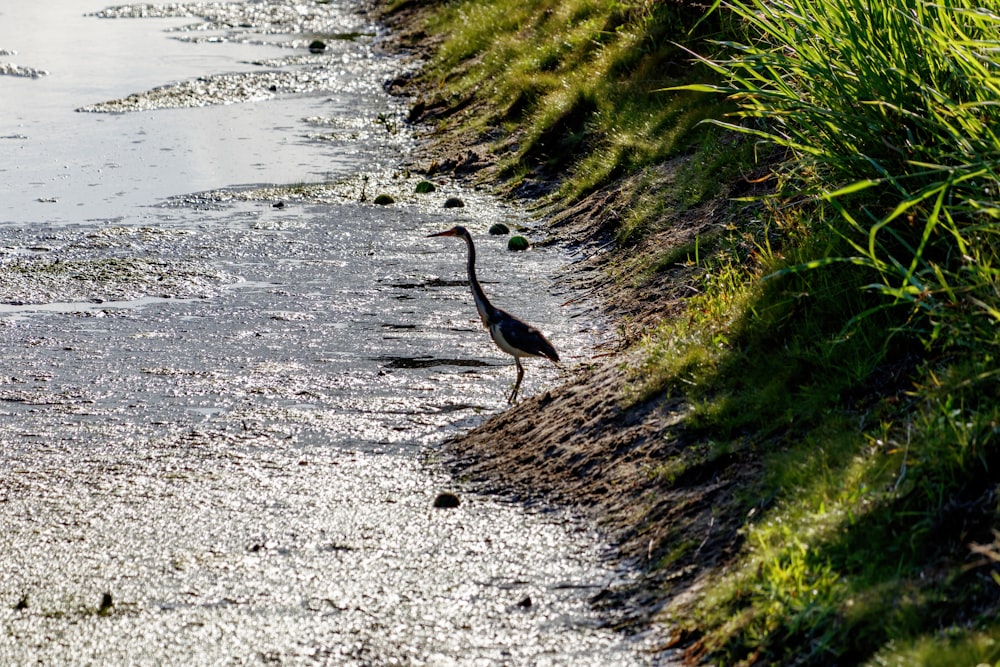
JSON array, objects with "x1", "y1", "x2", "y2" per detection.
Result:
[
  {"x1": 432, "y1": 492, "x2": 461, "y2": 509},
  {"x1": 507, "y1": 235, "x2": 530, "y2": 251}
]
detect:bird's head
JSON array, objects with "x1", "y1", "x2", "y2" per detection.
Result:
[{"x1": 426, "y1": 225, "x2": 469, "y2": 239}]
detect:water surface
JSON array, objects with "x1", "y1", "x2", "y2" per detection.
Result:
[{"x1": 0, "y1": 1, "x2": 653, "y2": 664}]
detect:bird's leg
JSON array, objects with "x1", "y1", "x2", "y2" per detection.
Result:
[{"x1": 507, "y1": 358, "x2": 525, "y2": 404}]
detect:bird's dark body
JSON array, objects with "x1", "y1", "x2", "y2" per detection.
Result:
[
  {"x1": 427, "y1": 225, "x2": 559, "y2": 403},
  {"x1": 489, "y1": 309, "x2": 559, "y2": 363}
]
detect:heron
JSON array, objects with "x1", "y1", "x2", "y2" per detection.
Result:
[{"x1": 427, "y1": 225, "x2": 559, "y2": 403}]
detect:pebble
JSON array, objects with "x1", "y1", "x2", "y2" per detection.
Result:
[
  {"x1": 433, "y1": 492, "x2": 461, "y2": 508},
  {"x1": 507, "y1": 236, "x2": 530, "y2": 251}
]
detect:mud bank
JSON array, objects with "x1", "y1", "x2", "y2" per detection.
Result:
[
  {"x1": 431, "y1": 215, "x2": 740, "y2": 651},
  {"x1": 376, "y1": 5, "x2": 741, "y2": 655}
]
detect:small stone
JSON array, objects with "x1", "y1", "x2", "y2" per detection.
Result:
[
  {"x1": 308, "y1": 40, "x2": 327, "y2": 54},
  {"x1": 374, "y1": 194, "x2": 395, "y2": 206},
  {"x1": 433, "y1": 492, "x2": 460, "y2": 509},
  {"x1": 99, "y1": 592, "x2": 113, "y2": 615},
  {"x1": 408, "y1": 101, "x2": 425, "y2": 122},
  {"x1": 272, "y1": 201, "x2": 285, "y2": 209},
  {"x1": 516, "y1": 596, "x2": 532, "y2": 608},
  {"x1": 489, "y1": 223, "x2": 510, "y2": 236},
  {"x1": 507, "y1": 235, "x2": 530, "y2": 251},
  {"x1": 14, "y1": 595, "x2": 27, "y2": 611},
  {"x1": 414, "y1": 180, "x2": 436, "y2": 194},
  {"x1": 443, "y1": 197, "x2": 465, "y2": 209}
]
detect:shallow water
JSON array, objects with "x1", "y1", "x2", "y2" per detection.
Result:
[
  {"x1": 0, "y1": 1, "x2": 657, "y2": 664},
  {"x1": 0, "y1": 0, "x2": 399, "y2": 225}
]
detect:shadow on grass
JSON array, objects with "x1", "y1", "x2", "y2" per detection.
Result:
[{"x1": 649, "y1": 254, "x2": 1000, "y2": 664}]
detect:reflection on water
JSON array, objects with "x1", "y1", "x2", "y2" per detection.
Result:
[
  {"x1": 0, "y1": 0, "x2": 405, "y2": 225},
  {"x1": 0, "y1": 295, "x2": 194, "y2": 316}
]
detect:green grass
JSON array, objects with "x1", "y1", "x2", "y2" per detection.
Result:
[
  {"x1": 678, "y1": 0, "x2": 1000, "y2": 352},
  {"x1": 389, "y1": 0, "x2": 1000, "y2": 664},
  {"x1": 399, "y1": 0, "x2": 731, "y2": 201},
  {"x1": 661, "y1": 0, "x2": 1000, "y2": 662},
  {"x1": 865, "y1": 624, "x2": 1000, "y2": 667}
]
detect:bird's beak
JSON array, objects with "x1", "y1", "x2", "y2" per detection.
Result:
[{"x1": 426, "y1": 229, "x2": 455, "y2": 238}]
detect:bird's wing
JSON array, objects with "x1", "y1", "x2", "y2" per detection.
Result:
[{"x1": 493, "y1": 311, "x2": 559, "y2": 362}]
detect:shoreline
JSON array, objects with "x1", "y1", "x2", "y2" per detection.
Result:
[{"x1": 375, "y1": 4, "x2": 726, "y2": 654}]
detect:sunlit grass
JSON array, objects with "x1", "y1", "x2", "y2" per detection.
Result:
[
  {"x1": 865, "y1": 626, "x2": 1000, "y2": 667},
  {"x1": 678, "y1": 0, "x2": 1000, "y2": 352},
  {"x1": 410, "y1": 0, "x2": 728, "y2": 204}
]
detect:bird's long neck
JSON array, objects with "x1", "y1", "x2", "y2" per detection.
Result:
[{"x1": 462, "y1": 232, "x2": 497, "y2": 327}]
